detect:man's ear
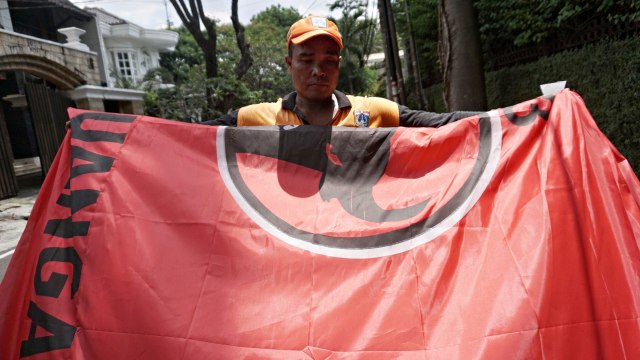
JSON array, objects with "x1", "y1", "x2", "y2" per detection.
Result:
[{"x1": 285, "y1": 56, "x2": 292, "y2": 70}]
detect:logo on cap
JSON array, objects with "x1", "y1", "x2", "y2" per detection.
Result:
[{"x1": 311, "y1": 17, "x2": 328, "y2": 28}]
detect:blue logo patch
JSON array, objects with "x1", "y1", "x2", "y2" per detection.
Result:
[{"x1": 354, "y1": 110, "x2": 370, "y2": 127}]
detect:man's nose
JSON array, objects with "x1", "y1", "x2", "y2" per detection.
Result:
[{"x1": 312, "y1": 64, "x2": 326, "y2": 77}]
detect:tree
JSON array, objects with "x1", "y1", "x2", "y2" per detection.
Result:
[
  {"x1": 243, "y1": 5, "x2": 301, "y2": 102},
  {"x1": 437, "y1": 0, "x2": 487, "y2": 111},
  {"x1": 231, "y1": 0, "x2": 252, "y2": 80},
  {"x1": 169, "y1": 0, "x2": 253, "y2": 117},
  {"x1": 476, "y1": 0, "x2": 640, "y2": 60},
  {"x1": 392, "y1": 0, "x2": 640, "y2": 110},
  {"x1": 143, "y1": 25, "x2": 206, "y2": 121},
  {"x1": 329, "y1": 0, "x2": 378, "y2": 96},
  {"x1": 401, "y1": 0, "x2": 427, "y2": 109},
  {"x1": 378, "y1": 0, "x2": 406, "y2": 104},
  {"x1": 157, "y1": 26, "x2": 204, "y2": 85},
  {"x1": 144, "y1": 24, "x2": 258, "y2": 122},
  {"x1": 392, "y1": 0, "x2": 440, "y2": 109},
  {"x1": 250, "y1": 4, "x2": 301, "y2": 29},
  {"x1": 144, "y1": 65, "x2": 208, "y2": 122}
]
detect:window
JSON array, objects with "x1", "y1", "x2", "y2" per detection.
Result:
[
  {"x1": 112, "y1": 51, "x2": 138, "y2": 84},
  {"x1": 141, "y1": 50, "x2": 152, "y2": 71}
]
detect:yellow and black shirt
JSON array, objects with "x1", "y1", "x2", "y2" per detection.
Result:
[{"x1": 203, "y1": 91, "x2": 477, "y2": 128}]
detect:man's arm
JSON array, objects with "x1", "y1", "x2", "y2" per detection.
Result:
[
  {"x1": 200, "y1": 110, "x2": 239, "y2": 126},
  {"x1": 398, "y1": 105, "x2": 480, "y2": 127}
]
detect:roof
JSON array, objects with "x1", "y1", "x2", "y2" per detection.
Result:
[
  {"x1": 84, "y1": 7, "x2": 128, "y2": 26},
  {"x1": 10, "y1": 0, "x2": 94, "y2": 19},
  {"x1": 83, "y1": 6, "x2": 178, "y2": 51}
]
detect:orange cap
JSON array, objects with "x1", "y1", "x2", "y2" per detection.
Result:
[{"x1": 287, "y1": 16, "x2": 343, "y2": 49}]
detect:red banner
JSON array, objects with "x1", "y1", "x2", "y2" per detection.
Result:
[{"x1": 1, "y1": 90, "x2": 639, "y2": 359}]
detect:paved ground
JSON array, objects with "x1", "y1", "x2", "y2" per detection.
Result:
[{"x1": 0, "y1": 181, "x2": 40, "y2": 283}]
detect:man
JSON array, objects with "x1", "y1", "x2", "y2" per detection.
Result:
[{"x1": 204, "y1": 16, "x2": 478, "y2": 127}]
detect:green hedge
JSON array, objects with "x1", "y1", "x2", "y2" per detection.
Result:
[{"x1": 428, "y1": 36, "x2": 640, "y2": 176}]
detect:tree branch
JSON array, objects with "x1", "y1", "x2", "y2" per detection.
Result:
[{"x1": 231, "y1": 0, "x2": 253, "y2": 80}]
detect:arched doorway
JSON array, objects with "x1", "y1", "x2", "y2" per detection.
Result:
[{"x1": 0, "y1": 56, "x2": 83, "y2": 199}]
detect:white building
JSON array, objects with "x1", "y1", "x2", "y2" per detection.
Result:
[
  {"x1": 85, "y1": 7, "x2": 178, "y2": 88},
  {"x1": 0, "y1": 0, "x2": 178, "y2": 198}
]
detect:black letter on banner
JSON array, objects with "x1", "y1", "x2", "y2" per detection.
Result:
[
  {"x1": 69, "y1": 112, "x2": 135, "y2": 143},
  {"x1": 45, "y1": 146, "x2": 115, "y2": 238},
  {"x1": 69, "y1": 145, "x2": 115, "y2": 179},
  {"x1": 34, "y1": 247, "x2": 82, "y2": 299},
  {"x1": 43, "y1": 218, "x2": 90, "y2": 238},
  {"x1": 44, "y1": 190, "x2": 99, "y2": 238},
  {"x1": 504, "y1": 94, "x2": 555, "y2": 126},
  {"x1": 56, "y1": 189, "x2": 100, "y2": 214},
  {"x1": 20, "y1": 301, "x2": 77, "y2": 357}
]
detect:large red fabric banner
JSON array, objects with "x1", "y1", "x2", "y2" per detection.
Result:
[{"x1": 1, "y1": 90, "x2": 639, "y2": 359}]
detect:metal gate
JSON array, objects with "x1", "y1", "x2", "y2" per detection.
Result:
[
  {"x1": 0, "y1": 108, "x2": 18, "y2": 199},
  {"x1": 24, "y1": 82, "x2": 75, "y2": 177}
]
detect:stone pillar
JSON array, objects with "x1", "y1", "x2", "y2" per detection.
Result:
[
  {"x1": 120, "y1": 101, "x2": 144, "y2": 115},
  {"x1": 74, "y1": 98, "x2": 105, "y2": 112}
]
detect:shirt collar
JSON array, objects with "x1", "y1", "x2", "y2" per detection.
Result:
[{"x1": 281, "y1": 90, "x2": 352, "y2": 110}]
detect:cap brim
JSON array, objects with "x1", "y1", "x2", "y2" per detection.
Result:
[{"x1": 290, "y1": 30, "x2": 343, "y2": 49}]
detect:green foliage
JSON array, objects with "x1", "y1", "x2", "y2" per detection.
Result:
[
  {"x1": 393, "y1": 0, "x2": 640, "y2": 90},
  {"x1": 159, "y1": 26, "x2": 205, "y2": 84},
  {"x1": 398, "y1": 0, "x2": 640, "y2": 168},
  {"x1": 250, "y1": 4, "x2": 301, "y2": 27},
  {"x1": 330, "y1": 0, "x2": 379, "y2": 95},
  {"x1": 216, "y1": 24, "x2": 242, "y2": 77},
  {"x1": 391, "y1": 0, "x2": 440, "y2": 91},
  {"x1": 111, "y1": 74, "x2": 140, "y2": 90},
  {"x1": 339, "y1": 61, "x2": 380, "y2": 96},
  {"x1": 108, "y1": 66, "x2": 143, "y2": 90},
  {"x1": 143, "y1": 64, "x2": 207, "y2": 122},
  {"x1": 482, "y1": 37, "x2": 640, "y2": 175},
  {"x1": 476, "y1": 0, "x2": 640, "y2": 52},
  {"x1": 424, "y1": 83, "x2": 445, "y2": 113},
  {"x1": 208, "y1": 75, "x2": 262, "y2": 113},
  {"x1": 146, "y1": 23, "x2": 261, "y2": 120},
  {"x1": 144, "y1": 25, "x2": 209, "y2": 121},
  {"x1": 426, "y1": 37, "x2": 640, "y2": 176},
  {"x1": 243, "y1": 5, "x2": 300, "y2": 102}
]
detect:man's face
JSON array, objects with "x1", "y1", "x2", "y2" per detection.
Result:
[{"x1": 285, "y1": 36, "x2": 341, "y2": 103}]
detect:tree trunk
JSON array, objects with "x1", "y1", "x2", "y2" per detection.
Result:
[
  {"x1": 378, "y1": 0, "x2": 405, "y2": 105},
  {"x1": 385, "y1": 0, "x2": 406, "y2": 105},
  {"x1": 404, "y1": 0, "x2": 427, "y2": 110},
  {"x1": 437, "y1": 0, "x2": 487, "y2": 111},
  {"x1": 169, "y1": 0, "x2": 218, "y2": 116},
  {"x1": 170, "y1": 0, "x2": 254, "y2": 117},
  {"x1": 231, "y1": 0, "x2": 252, "y2": 80}
]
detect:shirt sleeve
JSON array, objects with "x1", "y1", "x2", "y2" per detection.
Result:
[
  {"x1": 200, "y1": 110, "x2": 239, "y2": 126},
  {"x1": 398, "y1": 105, "x2": 481, "y2": 127}
]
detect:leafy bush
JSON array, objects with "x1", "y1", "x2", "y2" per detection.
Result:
[
  {"x1": 485, "y1": 37, "x2": 640, "y2": 175},
  {"x1": 428, "y1": 37, "x2": 640, "y2": 175}
]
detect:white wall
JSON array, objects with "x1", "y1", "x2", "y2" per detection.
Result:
[{"x1": 0, "y1": 0, "x2": 13, "y2": 31}]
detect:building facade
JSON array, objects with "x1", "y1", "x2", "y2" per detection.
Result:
[{"x1": 0, "y1": 0, "x2": 178, "y2": 198}]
